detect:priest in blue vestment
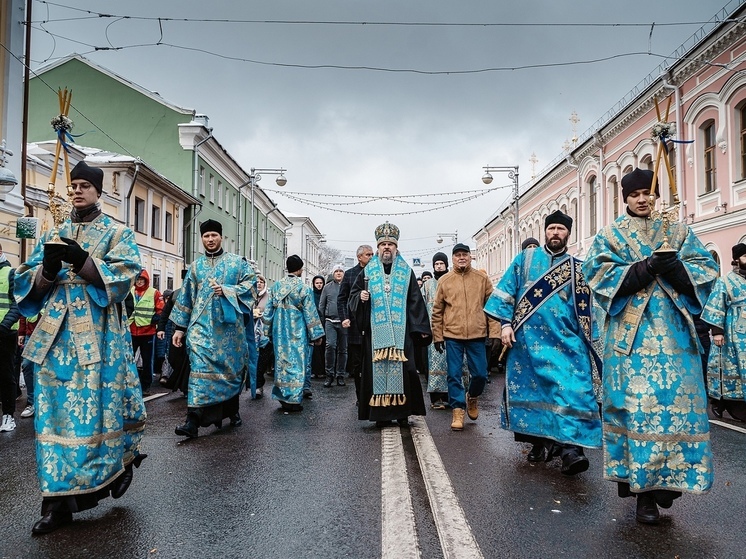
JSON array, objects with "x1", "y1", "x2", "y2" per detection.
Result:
[
  {"x1": 15, "y1": 161, "x2": 146, "y2": 534},
  {"x1": 582, "y1": 168, "x2": 718, "y2": 525},
  {"x1": 262, "y1": 255, "x2": 324, "y2": 412},
  {"x1": 485, "y1": 210, "x2": 602, "y2": 476},
  {"x1": 700, "y1": 242, "x2": 746, "y2": 421},
  {"x1": 171, "y1": 219, "x2": 255, "y2": 437},
  {"x1": 349, "y1": 222, "x2": 431, "y2": 427}
]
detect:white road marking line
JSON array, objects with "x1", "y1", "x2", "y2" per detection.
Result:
[
  {"x1": 143, "y1": 392, "x2": 168, "y2": 403},
  {"x1": 710, "y1": 419, "x2": 746, "y2": 434},
  {"x1": 410, "y1": 416, "x2": 484, "y2": 559},
  {"x1": 381, "y1": 425, "x2": 422, "y2": 559}
]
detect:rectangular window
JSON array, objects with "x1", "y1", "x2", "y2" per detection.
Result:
[
  {"x1": 134, "y1": 197, "x2": 146, "y2": 233},
  {"x1": 224, "y1": 186, "x2": 230, "y2": 213},
  {"x1": 704, "y1": 123, "x2": 717, "y2": 193},
  {"x1": 232, "y1": 193, "x2": 237, "y2": 217},
  {"x1": 217, "y1": 181, "x2": 223, "y2": 208},
  {"x1": 165, "y1": 211, "x2": 173, "y2": 244},
  {"x1": 152, "y1": 273, "x2": 160, "y2": 290},
  {"x1": 612, "y1": 180, "x2": 619, "y2": 218},
  {"x1": 167, "y1": 276, "x2": 174, "y2": 290},
  {"x1": 199, "y1": 166, "x2": 205, "y2": 197},
  {"x1": 151, "y1": 206, "x2": 161, "y2": 239},
  {"x1": 209, "y1": 174, "x2": 215, "y2": 203}
]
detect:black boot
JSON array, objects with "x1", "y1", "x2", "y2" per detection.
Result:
[
  {"x1": 175, "y1": 415, "x2": 199, "y2": 438},
  {"x1": 230, "y1": 412, "x2": 242, "y2": 427},
  {"x1": 527, "y1": 442, "x2": 545, "y2": 462},
  {"x1": 32, "y1": 511, "x2": 73, "y2": 535},
  {"x1": 111, "y1": 464, "x2": 133, "y2": 499},
  {"x1": 323, "y1": 376, "x2": 334, "y2": 388},
  {"x1": 560, "y1": 446, "x2": 589, "y2": 476},
  {"x1": 336, "y1": 376, "x2": 346, "y2": 386},
  {"x1": 635, "y1": 493, "x2": 660, "y2": 524}
]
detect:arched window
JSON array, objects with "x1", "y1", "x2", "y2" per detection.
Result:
[
  {"x1": 609, "y1": 177, "x2": 620, "y2": 219},
  {"x1": 740, "y1": 104, "x2": 746, "y2": 179},
  {"x1": 703, "y1": 120, "x2": 717, "y2": 193},
  {"x1": 570, "y1": 200, "x2": 578, "y2": 244},
  {"x1": 588, "y1": 176, "x2": 597, "y2": 236}
]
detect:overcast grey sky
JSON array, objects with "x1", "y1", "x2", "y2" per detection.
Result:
[{"x1": 28, "y1": 0, "x2": 733, "y2": 267}]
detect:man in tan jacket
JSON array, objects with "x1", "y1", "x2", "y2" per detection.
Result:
[{"x1": 431, "y1": 243, "x2": 499, "y2": 430}]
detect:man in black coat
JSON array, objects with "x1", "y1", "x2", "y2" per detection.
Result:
[{"x1": 337, "y1": 244, "x2": 374, "y2": 402}]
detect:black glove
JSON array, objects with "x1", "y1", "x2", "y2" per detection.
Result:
[
  {"x1": 61, "y1": 237, "x2": 89, "y2": 271},
  {"x1": 661, "y1": 260, "x2": 695, "y2": 297},
  {"x1": 646, "y1": 251, "x2": 679, "y2": 276},
  {"x1": 42, "y1": 243, "x2": 66, "y2": 280},
  {"x1": 435, "y1": 341, "x2": 445, "y2": 353},
  {"x1": 616, "y1": 260, "x2": 655, "y2": 297}
]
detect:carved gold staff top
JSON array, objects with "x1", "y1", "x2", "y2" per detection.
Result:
[
  {"x1": 648, "y1": 94, "x2": 680, "y2": 254},
  {"x1": 47, "y1": 87, "x2": 74, "y2": 246}
]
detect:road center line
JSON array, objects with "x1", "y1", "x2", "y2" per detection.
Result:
[
  {"x1": 381, "y1": 425, "x2": 422, "y2": 559},
  {"x1": 709, "y1": 419, "x2": 746, "y2": 434},
  {"x1": 143, "y1": 392, "x2": 167, "y2": 403},
  {"x1": 410, "y1": 416, "x2": 484, "y2": 559}
]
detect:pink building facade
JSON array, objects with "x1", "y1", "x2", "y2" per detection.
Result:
[{"x1": 475, "y1": 5, "x2": 746, "y2": 282}]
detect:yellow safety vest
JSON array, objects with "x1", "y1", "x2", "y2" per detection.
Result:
[
  {"x1": 0, "y1": 267, "x2": 18, "y2": 331},
  {"x1": 130, "y1": 287, "x2": 157, "y2": 327}
]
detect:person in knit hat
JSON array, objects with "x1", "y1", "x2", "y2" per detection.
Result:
[
  {"x1": 15, "y1": 161, "x2": 146, "y2": 534},
  {"x1": 486, "y1": 210, "x2": 601, "y2": 476},
  {"x1": 700, "y1": 242, "x2": 746, "y2": 423},
  {"x1": 262, "y1": 255, "x2": 324, "y2": 412},
  {"x1": 422, "y1": 251, "x2": 451, "y2": 409},
  {"x1": 171, "y1": 218, "x2": 257, "y2": 438},
  {"x1": 582, "y1": 167, "x2": 718, "y2": 524}
]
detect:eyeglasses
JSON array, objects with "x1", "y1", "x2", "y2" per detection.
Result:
[{"x1": 71, "y1": 182, "x2": 94, "y2": 192}]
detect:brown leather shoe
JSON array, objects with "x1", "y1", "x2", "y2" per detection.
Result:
[
  {"x1": 451, "y1": 408, "x2": 465, "y2": 431},
  {"x1": 466, "y1": 394, "x2": 479, "y2": 420}
]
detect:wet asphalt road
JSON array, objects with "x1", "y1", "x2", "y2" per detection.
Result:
[{"x1": 1, "y1": 372, "x2": 744, "y2": 559}]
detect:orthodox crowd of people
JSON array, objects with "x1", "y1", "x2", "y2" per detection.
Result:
[{"x1": 0, "y1": 163, "x2": 743, "y2": 534}]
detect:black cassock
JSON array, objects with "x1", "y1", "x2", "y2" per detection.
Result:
[{"x1": 349, "y1": 264, "x2": 432, "y2": 422}]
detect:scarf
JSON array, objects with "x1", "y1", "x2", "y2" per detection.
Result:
[
  {"x1": 365, "y1": 253, "x2": 411, "y2": 403},
  {"x1": 70, "y1": 202, "x2": 102, "y2": 223}
]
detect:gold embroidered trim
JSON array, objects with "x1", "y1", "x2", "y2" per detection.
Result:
[
  {"x1": 369, "y1": 394, "x2": 407, "y2": 407},
  {"x1": 604, "y1": 424, "x2": 710, "y2": 442},
  {"x1": 36, "y1": 425, "x2": 140, "y2": 447},
  {"x1": 372, "y1": 347, "x2": 407, "y2": 363}
]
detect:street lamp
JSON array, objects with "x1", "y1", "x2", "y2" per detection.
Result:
[
  {"x1": 436, "y1": 231, "x2": 458, "y2": 244},
  {"x1": 0, "y1": 140, "x2": 18, "y2": 199},
  {"x1": 244, "y1": 167, "x2": 287, "y2": 262},
  {"x1": 482, "y1": 165, "x2": 520, "y2": 256}
]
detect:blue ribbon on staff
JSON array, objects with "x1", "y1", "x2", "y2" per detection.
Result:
[
  {"x1": 56, "y1": 129, "x2": 84, "y2": 153},
  {"x1": 661, "y1": 138, "x2": 694, "y2": 154}
]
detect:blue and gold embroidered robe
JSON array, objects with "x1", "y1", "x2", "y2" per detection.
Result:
[
  {"x1": 422, "y1": 278, "x2": 448, "y2": 394},
  {"x1": 15, "y1": 215, "x2": 145, "y2": 497},
  {"x1": 701, "y1": 272, "x2": 746, "y2": 402},
  {"x1": 582, "y1": 214, "x2": 718, "y2": 494},
  {"x1": 170, "y1": 252, "x2": 255, "y2": 408},
  {"x1": 484, "y1": 248, "x2": 602, "y2": 449},
  {"x1": 262, "y1": 276, "x2": 324, "y2": 404}
]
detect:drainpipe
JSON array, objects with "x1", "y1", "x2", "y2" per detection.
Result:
[
  {"x1": 184, "y1": 128, "x2": 212, "y2": 264},
  {"x1": 660, "y1": 75, "x2": 683, "y2": 217},
  {"x1": 124, "y1": 159, "x2": 141, "y2": 227},
  {"x1": 19, "y1": 0, "x2": 33, "y2": 263}
]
